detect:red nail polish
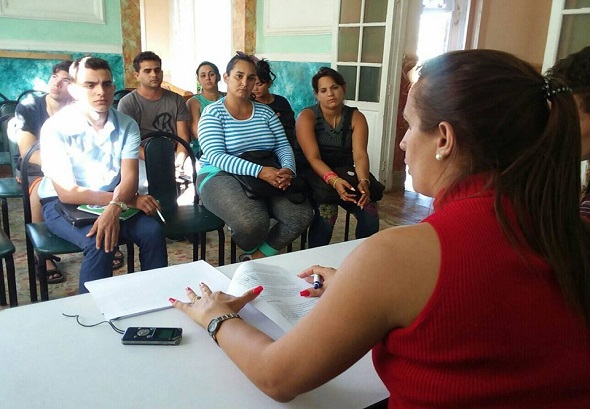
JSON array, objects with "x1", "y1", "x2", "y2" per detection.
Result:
[
  {"x1": 186, "y1": 286, "x2": 193, "y2": 292},
  {"x1": 300, "y1": 290, "x2": 310, "y2": 297},
  {"x1": 253, "y1": 286, "x2": 263, "y2": 295},
  {"x1": 169, "y1": 297, "x2": 176, "y2": 303}
]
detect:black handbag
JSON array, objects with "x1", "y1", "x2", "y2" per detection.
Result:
[
  {"x1": 233, "y1": 151, "x2": 307, "y2": 204},
  {"x1": 305, "y1": 166, "x2": 384, "y2": 204}
]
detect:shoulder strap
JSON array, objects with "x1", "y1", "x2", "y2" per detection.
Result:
[{"x1": 340, "y1": 106, "x2": 357, "y2": 148}]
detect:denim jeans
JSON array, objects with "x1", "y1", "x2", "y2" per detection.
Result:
[
  {"x1": 308, "y1": 201, "x2": 379, "y2": 248},
  {"x1": 198, "y1": 171, "x2": 312, "y2": 255},
  {"x1": 42, "y1": 198, "x2": 168, "y2": 293}
]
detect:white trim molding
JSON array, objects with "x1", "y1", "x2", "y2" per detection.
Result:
[
  {"x1": 0, "y1": 39, "x2": 121, "y2": 54},
  {"x1": 0, "y1": 0, "x2": 105, "y2": 24},
  {"x1": 263, "y1": 0, "x2": 334, "y2": 36},
  {"x1": 257, "y1": 52, "x2": 331, "y2": 63}
]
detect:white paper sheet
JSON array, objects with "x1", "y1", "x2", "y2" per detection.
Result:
[{"x1": 85, "y1": 261, "x2": 230, "y2": 320}]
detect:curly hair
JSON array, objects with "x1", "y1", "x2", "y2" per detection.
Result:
[{"x1": 547, "y1": 46, "x2": 590, "y2": 113}]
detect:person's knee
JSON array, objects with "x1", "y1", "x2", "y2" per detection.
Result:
[{"x1": 232, "y1": 212, "x2": 269, "y2": 238}]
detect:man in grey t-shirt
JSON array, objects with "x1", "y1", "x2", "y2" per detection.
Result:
[{"x1": 118, "y1": 51, "x2": 191, "y2": 173}]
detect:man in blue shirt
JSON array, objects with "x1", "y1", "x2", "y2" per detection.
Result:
[{"x1": 38, "y1": 56, "x2": 168, "y2": 293}]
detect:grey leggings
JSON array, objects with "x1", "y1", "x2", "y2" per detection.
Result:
[{"x1": 198, "y1": 171, "x2": 312, "y2": 255}]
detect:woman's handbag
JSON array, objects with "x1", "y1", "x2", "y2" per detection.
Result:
[
  {"x1": 305, "y1": 165, "x2": 385, "y2": 204},
  {"x1": 233, "y1": 151, "x2": 307, "y2": 204}
]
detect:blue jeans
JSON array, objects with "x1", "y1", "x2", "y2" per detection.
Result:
[
  {"x1": 198, "y1": 171, "x2": 312, "y2": 255},
  {"x1": 308, "y1": 201, "x2": 380, "y2": 248},
  {"x1": 42, "y1": 198, "x2": 168, "y2": 293}
]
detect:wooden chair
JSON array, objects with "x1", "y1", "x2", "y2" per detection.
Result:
[
  {"x1": 143, "y1": 131, "x2": 226, "y2": 265},
  {"x1": 0, "y1": 229, "x2": 17, "y2": 307},
  {"x1": 21, "y1": 142, "x2": 135, "y2": 302}
]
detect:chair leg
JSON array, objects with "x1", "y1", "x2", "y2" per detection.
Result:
[
  {"x1": 0, "y1": 260, "x2": 6, "y2": 306},
  {"x1": 200, "y1": 233, "x2": 206, "y2": 262},
  {"x1": 217, "y1": 228, "x2": 225, "y2": 266},
  {"x1": 192, "y1": 234, "x2": 199, "y2": 262},
  {"x1": 25, "y1": 235, "x2": 38, "y2": 302},
  {"x1": 5, "y1": 254, "x2": 17, "y2": 307},
  {"x1": 344, "y1": 209, "x2": 352, "y2": 241},
  {"x1": 1, "y1": 197, "x2": 10, "y2": 237},
  {"x1": 300, "y1": 229, "x2": 307, "y2": 251},
  {"x1": 126, "y1": 242, "x2": 134, "y2": 273},
  {"x1": 37, "y1": 254, "x2": 49, "y2": 302},
  {"x1": 230, "y1": 239, "x2": 237, "y2": 264}
]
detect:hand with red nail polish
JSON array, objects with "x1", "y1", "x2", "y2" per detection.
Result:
[
  {"x1": 297, "y1": 265, "x2": 336, "y2": 298},
  {"x1": 170, "y1": 281, "x2": 264, "y2": 329}
]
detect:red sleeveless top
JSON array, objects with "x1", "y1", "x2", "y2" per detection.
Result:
[{"x1": 373, "y1": 176, "x2": 590, "y2": 408}]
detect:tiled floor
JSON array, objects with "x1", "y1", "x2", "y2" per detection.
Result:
[{"x1": 0, "y1": 189, "x2": 433, "y2": 309}]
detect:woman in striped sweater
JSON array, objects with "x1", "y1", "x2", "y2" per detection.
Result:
[{"x1": 196, "y1": 52, "x2": 312, "y2": 260}]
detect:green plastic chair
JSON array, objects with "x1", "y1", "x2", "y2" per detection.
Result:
[
  {"x1": 0, "y1": 114, "x2": 22, "y2": 238},
  {"x1": 143, "y1": 131, "x2": 226, "y2": 265},
  {"x1": 21, "y1": 142, "x2": 135, "y2": 302},
  {"x1": 0, "y1": 229, "x2": 17, "y2": 307}
]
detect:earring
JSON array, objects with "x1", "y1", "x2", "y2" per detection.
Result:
[{"x1": 435, "y1": 153, "x2": 443, "y2": 161}]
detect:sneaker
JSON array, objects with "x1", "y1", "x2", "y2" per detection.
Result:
[{"x1": 238, "y1": 253, "x2": 253, "y2": 262}]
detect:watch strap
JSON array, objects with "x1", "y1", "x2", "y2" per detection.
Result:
[
  {"x1": 109, "y1": 200, "x2": 128, "y2": 211},
  {"x1": 208, "y1": 313, "x2": 241, "y2": 345}
]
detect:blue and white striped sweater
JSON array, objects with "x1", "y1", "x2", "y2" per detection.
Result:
[{"x1": 198, "y1": 98, "x2": 296, "y2": 177}]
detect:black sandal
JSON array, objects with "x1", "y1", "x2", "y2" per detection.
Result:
[
  {"x1": 112, "y1": 249, "x2": 125, "y2": 270},
  {"x1": 36, "y1": 256, "x2": 66, "y2": 285}
]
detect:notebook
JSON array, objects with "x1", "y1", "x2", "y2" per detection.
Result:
[{"x1": 55, "y1": 202, "x2": 139, "y2": 227}]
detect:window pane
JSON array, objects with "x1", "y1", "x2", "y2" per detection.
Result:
[
  {"x1": 557, "y1": 14, "x2": 590, "y2": 59},
  {"x1": 364, "y1": 0, "x2": 388, "y2": 23},
  {"x1": 338, "y1": 27, "x2": 360, "y2": 62},
  {"x1": 359, "y1": 66, "x2": 381, "y2": 102},
  {"x1": 565, "y1": 0, "x2": 590, "y2": 8},
  {"x1": 337, "y1": 65, "x2": 357, "y2": 101},
  {"x1": 361, "y1": 26, "x2": 385, "y2": 63},
  {"x1": 340, "y1": 0, "x2": 361, "y2": 23}
]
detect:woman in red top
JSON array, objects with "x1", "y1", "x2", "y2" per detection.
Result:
[{"x1": 170, "y1": 50, "x2": 590, "y2": 407}]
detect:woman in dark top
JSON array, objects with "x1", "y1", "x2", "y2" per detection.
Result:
[
  {"x1": 295, "y1": 67, "x2": 379, "y2": 247},
  {"x1": 252, "y1": 59, "x2": 296, "y2": 147}
]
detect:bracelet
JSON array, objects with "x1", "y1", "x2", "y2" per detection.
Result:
[
  {"x1": 360, "y1": 178, "x2": 371, "y2": 186},
  {"x1": 323, "y1": 171, "x2": 337, "y2": 184},
  {"x1": 332, "y1": 177, "x2": 343, "y2": 189}
]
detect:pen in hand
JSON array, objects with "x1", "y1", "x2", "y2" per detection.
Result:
[
  {"x1": 156, "y1": 208, "x2": 166, "y2": 224},
  {"x1": 313, "y1": 273, "x2": 323, "y2": 289}
]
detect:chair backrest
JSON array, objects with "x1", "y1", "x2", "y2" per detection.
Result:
[
  {"x1": 20, "y1": 141, "x2": 39, "y2": 225},
  {"x1": 0, "y1": 92, "x2": 9, "y2": 102},
  {"x1": 17, "y1": 90, "x2": 45, "y2": 103},
  {"x1": 0, "y1": 113, "x2": 16, "y2": 156},
  {"x1": 143, "y1": 131, "x2": 197, "y2": 210},
  {"x1": 113, "y1": 89, "x2": 131, "y2": 109},
  {"x1": 0, "y1": 101, "x2": 17, "y2": 117}
]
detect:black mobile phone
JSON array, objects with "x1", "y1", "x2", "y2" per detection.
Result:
[{"x1": 121, "y1": 327, "x2": 183, "y2": 346}]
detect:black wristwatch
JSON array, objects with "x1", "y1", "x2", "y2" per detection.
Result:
[{"x1": 207, "y1": 313, "x2": 241, "y2": 345}]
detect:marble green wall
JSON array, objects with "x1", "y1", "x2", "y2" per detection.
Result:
[{"x1": 0, "y1": 0, "x2": 123, "y2": 100}]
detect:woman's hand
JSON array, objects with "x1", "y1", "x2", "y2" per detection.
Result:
[
  {"x1": 297, "y1": 265, "x2": 337, "y2": 297},
  {"x1": 333, "y1": 178, "x2": 358, "y2": 204},
  {"x1": 129, "y1": 194, "x2": 160, "y2": 216},
  {"x1": 276, "y1": 168, "x2": 293, "y2": 190},
  {"x1": 357, "y1": 179, "x2": 371, "y2": 209},
  {"x1": 258, "y1": 166, "x2": 283, "y2": 188},
  {"x1": 170, "y1": 283, "x2": 263, "y2": 328}
]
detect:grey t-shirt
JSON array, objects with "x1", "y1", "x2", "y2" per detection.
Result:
[{"x1": 117, "y1": 89, "x2": 190, "y2": 138}]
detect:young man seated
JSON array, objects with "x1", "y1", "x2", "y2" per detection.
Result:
[{"x1": 37, "y1": 56, "x2": 168, "y2": 293}]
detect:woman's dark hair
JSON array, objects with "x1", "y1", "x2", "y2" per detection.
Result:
[
  {"x1": 413, "y1": 49, "x2": 590, "y2": 325},
  {"x1": 255, "y1": 59, "x2": 276, "y2": 84},
  {"x1": 312, "y1": 67, "x2": 346, "y2": 93},
  {"x1": 546, "y1": 46, "x2": 590, "y2": 113},
  {"x1": 196, "y1": 61, "x2": 221, "y2": 82},
  {"x1": 225, "y1": 51, "x2": 257, "y2": 75}
]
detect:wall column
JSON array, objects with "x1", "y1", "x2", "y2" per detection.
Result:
[
  {"x1": 120, "y1": 0, "x2": 142, "y2": 88},
  {"x1": 231, "y1": 0, "x2": 256, "y2": 54}
]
